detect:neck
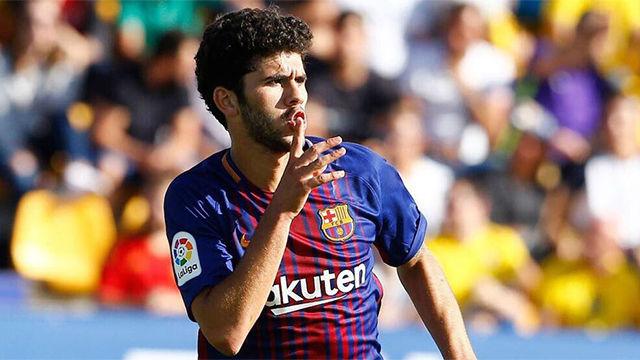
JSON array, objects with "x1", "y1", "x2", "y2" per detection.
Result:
[{"x1": 230, "y1": 133, "x2": 290, "y2": 192}]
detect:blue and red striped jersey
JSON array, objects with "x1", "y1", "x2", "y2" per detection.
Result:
[{"x1": 164, "y1": 137, "x2": 427, "y2": 359}]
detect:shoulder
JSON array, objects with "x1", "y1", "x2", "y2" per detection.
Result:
[
  {"x1": 165, "y1": 150, "x2": 227, "y2": 206},
  {"x1": 308, "y1": 137, "x2": 392, "y2": 180}
]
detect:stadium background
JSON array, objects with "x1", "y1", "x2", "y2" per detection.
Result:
[{"x1": 1, "y1": 0, "x2": 640, "y2": 358}]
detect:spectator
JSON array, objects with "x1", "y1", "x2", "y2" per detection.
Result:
[
  {"x1": 308, "y1": 11, "x2": 401, "y2": 142},
  {"x1": 534, "y1": 219, "x2": 640, "y2": 329},
  {"x1": 91, "y1": 30, "x2": 203, "y2": 188},
  {"x1": 376, "y1": 99, "x2": 454, "y2": 236},
  {"x1": 0, "y1": 0, "x2": 98, "y2": 194},
  {"x1": 278, "y1": 0, "x2": 339, "y2": 79},
  {"x1": 372, "y1": 99, "x2": 453, "y2": 329},
  {"x1": 428, "y1": 177, "x2": 540, "y2": 334},
  {"x1": 0, "y1": 0, "x2": 100, "y2": 266},
  {"x1": 100, "y1": 175, "x2": 183, "y2": 315},
  {"x1": 403, "y1": 3, "x2": 515, "y2": 166},
  {"x1": 338, "y1": 0, "x2": 422, "y2": 79},
  {"x1": 116, "y1": 0, "x2": 205, "y2": 55},
  {"x1": 533, "y1": 11, "x2": 613, "y2": 189},
  {"x1": 544, "y1": 0, "x2": 640, "y2": 95},
  {"x1": 12, "y1": 189, "x2": 116, "y2": 294},
  {"x1": 585, "y1": 95, "x2": 640, "y2": 253},
  {"x1": 480, "y1": 131, "x2": 548, "y2": 248}
]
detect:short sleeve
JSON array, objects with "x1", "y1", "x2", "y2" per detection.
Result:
[
  {"x1": 372, "y1": 157, "x2": 428, "y2": 267},
  {"x1": 164, "y1": 178, "x2": 234, "y2": 321}
]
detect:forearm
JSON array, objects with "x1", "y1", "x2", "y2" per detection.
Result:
[
  {"x1": 192, "y1": 202, "x2": 295, "y2": 353},
  {"x1": 398, "y1": 246, "x2": 476, "y2": 360},
  {"x1": 93, "y1": 106, "x2": 149, "y2": 164}
]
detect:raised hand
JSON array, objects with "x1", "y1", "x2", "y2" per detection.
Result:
[{"x1": 272, "y1": 117, "x2": 346, "y2": 217}]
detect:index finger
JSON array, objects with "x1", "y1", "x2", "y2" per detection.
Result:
[{"x1": 289, "y1": 116, "x2": 306, "y2": 158}]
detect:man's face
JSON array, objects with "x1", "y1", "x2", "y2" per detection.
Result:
[{"x1": 238, "y1": 52, "x2": 308, "y2": 153}]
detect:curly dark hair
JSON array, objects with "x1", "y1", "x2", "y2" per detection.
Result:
[{"x1": 195, "y1": 7, "x2": 313, "y2": 129}]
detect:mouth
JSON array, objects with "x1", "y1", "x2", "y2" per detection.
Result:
[{"x1": 284, "y1": 108, "x2": 306, "y2": 130}]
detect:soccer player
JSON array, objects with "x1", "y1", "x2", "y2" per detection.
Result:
[{"x1": 164, "y1": 7, "x2": 476, "y2": 359}]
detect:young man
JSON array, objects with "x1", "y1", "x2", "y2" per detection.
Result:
[{"x1": 164, "y1": 7, "x2": 476, "y2": 359}]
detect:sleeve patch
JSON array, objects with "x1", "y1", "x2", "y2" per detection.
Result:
[{"x1": 171, "y1": 231, "x2": 202, "y2": 286}]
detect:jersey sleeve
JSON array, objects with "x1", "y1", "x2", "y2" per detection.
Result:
[
  {"x1": 164, "y1": 177, "x2": 234, "y2": 321},
  {"x1": 371, "y1": 154, "x2": 428, "y2": 267}
]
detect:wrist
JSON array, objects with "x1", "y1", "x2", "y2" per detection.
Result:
[{"x1": 265, "y1": 198, "x2": 299, "y2": 222}]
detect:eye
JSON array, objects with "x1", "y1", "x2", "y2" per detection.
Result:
[{"x1": 265, "y1": 79, "x2": 280, "y2": 87}]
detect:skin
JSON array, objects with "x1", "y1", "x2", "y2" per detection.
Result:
[{"x1": 192, "y1": 51, "x2": 476, "y2": 359}]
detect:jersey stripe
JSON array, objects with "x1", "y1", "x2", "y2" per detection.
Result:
[
  {"x1": 297, "y1": 192, "x2": 332, "y2": 358},
  {"x1": 245, "y1": 191, "x2": 280, "y2": 359},
  {"x1": 333, "y1": 178, "x2": 359, "y2": 358},
  {"x1": 229, "y1": 187, "x2": 264, "y2": 359},
  {"x1": 304, "y1": 189, "x2": 336, "y2": 359},
  {"x1": 318, "y1": 182, "x2": 345, "y2": 359},
  {"x1": 342, "y1": 175, "x2": 376, "y2": 360},
  {"x1": 287, "y1": 217, "x2": 310, "y2": 358}
]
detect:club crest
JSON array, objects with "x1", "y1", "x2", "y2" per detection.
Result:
[{"x1": 318, "y1": 203, "x2": 355, "y2": 242}]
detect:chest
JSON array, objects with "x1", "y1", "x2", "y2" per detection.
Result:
[{"x1": 222, "y1": 181, "x2": 379, "y2": 274}]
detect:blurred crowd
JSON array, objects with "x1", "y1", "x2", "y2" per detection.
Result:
[{"x1": 1, "y1": 0, "x2": 640, "y2": 334}]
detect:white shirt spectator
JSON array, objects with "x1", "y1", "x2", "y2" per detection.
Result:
[
  {"x1": 400, "y1": 157, "x2": 454, "y2": 236},
  {"x1": 586, "y1": 154, "x2": 640, "y2": 249}
]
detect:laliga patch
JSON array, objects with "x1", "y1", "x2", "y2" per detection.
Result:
[{"x1": 172, "y1": 231, "x2": 201, "y2": 286}]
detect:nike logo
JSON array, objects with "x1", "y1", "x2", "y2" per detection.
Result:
[{"x1": 270, "y1": 295, "x2": 346, "y2": 316}]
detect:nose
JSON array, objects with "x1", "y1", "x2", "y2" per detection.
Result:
[{"x1": 284, "y1": 80, "x2": 306, "y2": 107}]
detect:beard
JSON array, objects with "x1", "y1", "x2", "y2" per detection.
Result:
[{"x1": 239, "y1": 101, "x2": 292, "y2": 154}]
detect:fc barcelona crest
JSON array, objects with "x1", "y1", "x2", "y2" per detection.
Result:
[{"x1": 318, "y1": 204, "x2": 355, "y2": 242}]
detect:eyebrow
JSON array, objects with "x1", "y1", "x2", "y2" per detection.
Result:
[{"x1": 263, "y1": 73, "x2": 307, "y2": 83}]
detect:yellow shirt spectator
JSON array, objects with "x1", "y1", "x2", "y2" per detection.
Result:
[
  {"x1": 535, "y1": 256, "x2": 640, "y2": 329},
  {"x1": 428, "y1": 224, "x2": 530, "y2": 305}
]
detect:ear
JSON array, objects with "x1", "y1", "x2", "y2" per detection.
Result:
[{"x1": 213, "y1": 87, "x2": 239, "y2": 118}]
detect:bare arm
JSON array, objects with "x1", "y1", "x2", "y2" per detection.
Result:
[
  {"x1": 191, "y1": 118, "x2": 346, "y2": 356},
  {"x1": 398, "y1": 242, "x2": 476, "y2": 360},
  {"x1": 95, "y1": 106, "x2": 203, "y2": 173},
  {"x1": 93, "y1": 105, "x2": 150, "y2": 164},
  {"x1": 145, "y1": 108, "x2": 203, "y2": 172}
]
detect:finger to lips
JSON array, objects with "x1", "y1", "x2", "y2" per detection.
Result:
[{"x1": 290, "y1": 118, "x2": 305, "y2": 157}]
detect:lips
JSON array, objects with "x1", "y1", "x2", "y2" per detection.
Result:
[
  {"x1": 284, "y1": 108, "x2": 305, "y2": 130},
  {"x1": 283, "y1": 108, "x2": 305, "y2": 122},
  {"x1": 293, "y1": 110, "x2": 305, "y2": 122}
]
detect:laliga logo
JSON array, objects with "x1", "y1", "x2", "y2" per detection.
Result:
[
  {"x1": 173, "y1": 237, "x2": 194, "y2": 266},
  {"x1": 172, "y1": 231, "x2": 202, "y2": 286}
]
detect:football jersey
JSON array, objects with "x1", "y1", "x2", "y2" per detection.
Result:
[{"x1": 164, "y1": 137, "x2": 427, "y2": 359}]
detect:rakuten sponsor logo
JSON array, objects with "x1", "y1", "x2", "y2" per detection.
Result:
[{"x1": 266, "y1": 263, "x2": 366, "y2": 315}]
